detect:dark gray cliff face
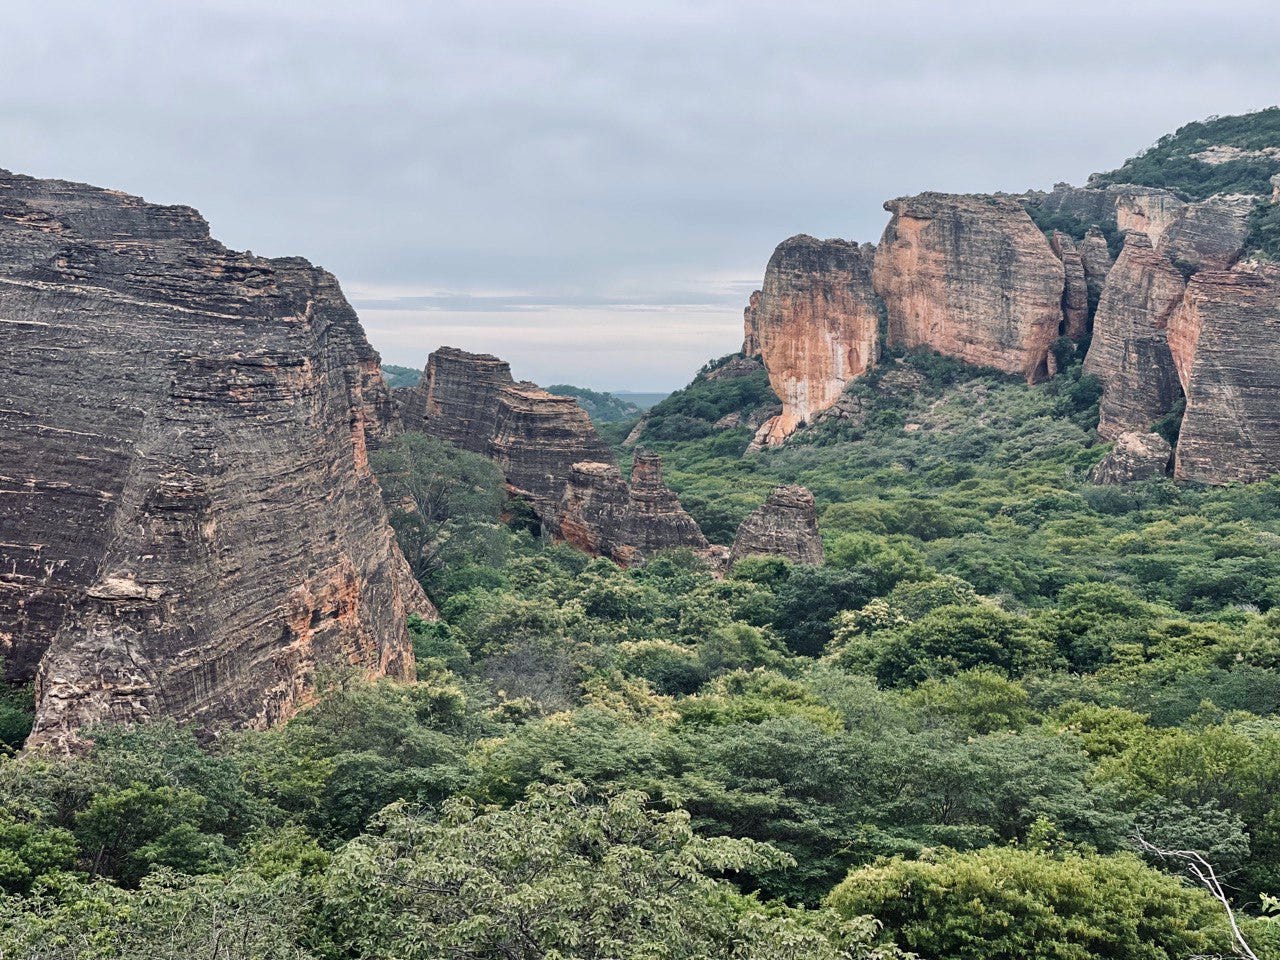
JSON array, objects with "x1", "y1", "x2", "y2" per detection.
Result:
[
  {"x1": 0, "y1": 170, "x2": 427, "y2": 747},
  {"x1": 400, "y1": 346, "x2": 514, "y2": 454}
]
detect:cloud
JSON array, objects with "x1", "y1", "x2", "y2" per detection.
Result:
[{"x1": 2, "y1": 1, "x2": 1277, "y2": 387}]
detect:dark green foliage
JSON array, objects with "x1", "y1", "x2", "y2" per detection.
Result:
[
  {"x1": 643, "y1": 355, "x2": 779, "y2": 441},
  {"x1": 379, "y1": 363, "x2": 422, "y2": 389},
  {"x1": 546, "y1": 383, "x2": 643, "y2": 421},
  {"x1": 1090, "y1": 106, "x2": 1280, "y2": 200},
  {"x1": 828, "y1": 845, "x2": 1231, "y2": 960},
  {"x1": 1246, "y1": 198, "x2": 1280, "y2": 258}
]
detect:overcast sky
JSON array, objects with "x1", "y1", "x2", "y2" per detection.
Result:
[{"x1": 3, "y1": 2, "x2": 1277, "y2": 389}]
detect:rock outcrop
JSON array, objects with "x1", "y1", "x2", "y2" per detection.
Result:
[
  {"x1": 403, "y1": 347, "x2": 614, "y2": 516},
  {"x1": 490, "y1": 385, "x2": 615, "y2": 513},
  {"x1": 1080, "y1": 227, "x2": 1115, "y2": 315},
  {"x1": 401, "y1": 346, "x2": 513, "y2": 455},
  {"x1": 873, "y1": 193, "x2": 1066, "y2": 381},
  {"x1": 1115, "y1": 188, "x2": 1251, "y2": 272},
  {"x1": 0, "y1": 169, "x2": 426, "y2": 746},
  {"x1": 1089, "y1": 432, "x2": 1173, "y2": 484},
  {"x1": 550, "y1": 452, "x2": 707, "y2": 565},
  {"x1": 620, "y1": 451, "x2": 709, "y2": 557},
  {"x1": 1084, "y1": 233, "x2": 1186, "y2": 438},
  {"x1": 749, "y1": 236, "x2": 882, "y2": 446},
  {"x1": 1049, "y1": 231, "x2": 1090, "y2": 340},
  {"x1": 1168, "y1": 265, "x2": 1280, "y2": 484},
  {"x1": 729, "y1": 486, "x2": 824, "y2": 567},
  {"x1": 742, "y1": 290, "x2": 762, "y2": 358}
]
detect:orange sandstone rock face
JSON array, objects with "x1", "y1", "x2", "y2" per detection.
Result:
[
  {"x1": 1169, "y1": 265, "x2": 1280, "y2": 484},
  {"x1": 750, "y1": 236, "x2": 881, "y2": 446},
  {"x1": 1083, "y1": 233, "x2": 1186, "y2": 439},
  {"x1": 872, "y1": 193, "x2": 1066, "y2": 381}
]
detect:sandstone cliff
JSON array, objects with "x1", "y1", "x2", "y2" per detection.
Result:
[
  {"x1": 490, "y1": 385, "x2": 615, "y2": 513},
  {"x1": 403, "y1": 346, "x2": 615, "y2": 517},
  {"x1": 1169, "y1": 265, "x2": 1280, "y2": 483},
  {"x1": 729, "y1": 486, "x2": 824, "y2": 567},
  {"x1": 748, "y1": 236, "x2": 881, "y2": 446},
  {"x1": 551, "y1": 452, "x2": 708, "y2": 565},
  {"x1": 1049, "y1": 231, "x2": 1090, "y2": 340},
  {"x1": 0, "y1": 170, "x2": 427, "y2": 747},
  {"x1": 873, "y1": 193, "x2": 1066, "y2": 381},
  {"x1": 1080, "y1": 227, "x2": 1115, "y2": 315},
  {"x1": 1115, "y1": 188, "x2": 1251, "y2": 272},
  {"x1": 1083, "y1": 232, "x2": 1186, "y2": 439}
]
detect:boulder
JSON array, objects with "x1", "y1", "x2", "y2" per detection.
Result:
[
  {"x1": 1089, "y1": 432, "x2": 1173, "y2": 484},
  {"x1": 729, "y1": 485, "x2": 824, "y2": 567}
]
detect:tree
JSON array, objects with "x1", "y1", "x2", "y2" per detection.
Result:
[
  {"x1": 318, "y1": 781, "x2": 898, "y2": 960},
  {"x1": 828, "y1": 845, "x2": 1231, "y2": 960}
]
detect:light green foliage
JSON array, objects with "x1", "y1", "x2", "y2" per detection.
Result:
[
  {"x1": 369, "y1": 432, "x2": 509, "y2": 597},
  {"x1": 319, "y1": 782, "x2": 897, "y2": 960},
  {"x1": 828, "y1": 845, "x2": 1231, "y2": 960}
]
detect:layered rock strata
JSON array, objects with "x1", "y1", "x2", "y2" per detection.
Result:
[
  {"x1": 1115, "y1": 188, "x2": 1251, "y2": 272},
  {"x1": 0, "y1": 169, "x2": 426, "y2": 746},
  {"x1": 729, "y1": 486, "x2": 824, "y2": 567},
  {"x1": 490, "y1": 385, "x2": 615, "y2": 513},
  {"x1": 1050, "y1": 231, "x2": 1090, "y2": 340},
  {"x1": 400, "y1": 346, "x2": 514, "y2": 454},
  {"x1": 402, "y1": 346, "x2": 615, "y2": 517},
  {"x1": 1083, "y1": 233, "x2": 1187, "y2": 438},
  {"x1": 749, "y1": 236, "x2": 882, "y2": 445},
  {"x1": 872, "y1": 193, "x2": 1066, "y2": 381},
  {"x1": 1168, "y1": 265, "x2": 1280, "y2": 483},
  {"x1": 551, "y1": 452, "x2": 707, "y2": 565},
  {"x1": 1079, "y1": 227, "x2": 1115, "y2": 315},
  {"x1": 1089, "y1": 432, "x2": 1173, "y2": 484}
]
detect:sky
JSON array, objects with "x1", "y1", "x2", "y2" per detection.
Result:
[{"x1": 2, "y1": 2, "x2": 1278, "y2": 390}]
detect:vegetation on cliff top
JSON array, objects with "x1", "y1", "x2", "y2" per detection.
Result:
[{"x1": 1090, "y1": 106, "x2": 1280, "y2": 200}]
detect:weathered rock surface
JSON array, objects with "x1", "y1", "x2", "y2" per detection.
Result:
[
  {"x1": 1169, "y1": 265, "x2": 1280, "y2": 483},
  {"x1": 742, "y1": 290, "x2": 762, "y2": 358},
  {"x1": 873, "y1": 193, "x2": 1066, "y2": 381},
  {"x1": 1084, "y1": 232, "x2": 1186, "y2": 438},
  {"x1": 749, "y1": 236, "x2": 882, "y2": 446},
  {"x1": 550, "y1": 452, "x2": 707, "y2": 565},
  {"x1": 1080, "y1": 227, "x2": 1115, "y2": 315},
  {"x1": 490, "y1": 385, "x2": 615, "y2": 513},
  {"x1": 401, "y1": 346, "x2": 514, "y2": 455},
  {"x1": 1115, "y1": 188, "x2": 1251, "y2": 272},
  {"x1": 1049, "y1": 231, "x2": 1090, "y2": 340},
  {"x1": 404, "y1": 346, "x2": 615, "y2": 516},
  {"x1": 0, "y1": 169, "x2": 426, "y2": 746},
  {"x1": 729, "y1": 486, "x2": 824, "y2": 567},
  {"x1": 553, "y1": 462, "x2": 632, "y2": 559},
  {"x1": 1089, "y1": 432, "x2": 1173, "y2": 484}
]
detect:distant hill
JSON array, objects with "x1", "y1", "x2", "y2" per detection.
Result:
[
  {"x1": 612, "y1": 391, "x2": 670, "y2": 410},
  {"x1": 382, "y1": 364, "x2": 422, "y2": 389},
  {"x1": 546, "y1": 384, "x2": 644, "y2": 422},
  {"x1": 1090, "y1": 106, "x2": 1280, "y2": 200}
]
